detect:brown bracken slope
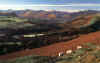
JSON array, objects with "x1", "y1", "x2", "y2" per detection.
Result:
[{"x1": 0, "y1": 31, "x2": 100, "y2": 60}]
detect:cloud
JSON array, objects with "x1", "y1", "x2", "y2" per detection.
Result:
[
  {"x1": 0, "y1": 3, "x2": 100, "y2": 7},
  {"x1": 18, "y1": 3, "x2": 100, "y2": 6},
  {"x1": 67, "y1": 3, "x2": 100, "y2": 6},
  {"x1": 0, "y1": 3, "x2": 99, "y2": 12}
]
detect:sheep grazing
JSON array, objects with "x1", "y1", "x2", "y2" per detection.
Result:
[
  {"x1": 77, "y1": 45, "x2": 82, "y2": 49},
  {"x1": 66, "y1": 50, "x2": 72, "y2": 54},
  {"x1": 58, "y1": 52, "x2": 64, "y2": 56}
]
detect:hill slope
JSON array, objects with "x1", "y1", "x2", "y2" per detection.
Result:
[{"x1": 0, "y1": 31, "x2": 100, "y2": 59}]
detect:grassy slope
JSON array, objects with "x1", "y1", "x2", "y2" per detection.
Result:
[{"x1": 0, "y1": 43, "x2": 100, "y2": 63}]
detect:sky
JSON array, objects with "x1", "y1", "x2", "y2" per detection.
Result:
[{"x1": 0, "y1": 0, "x2": 100, "y2": 12}]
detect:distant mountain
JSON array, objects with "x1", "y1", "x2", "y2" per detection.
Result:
[
  {"x1": 16, "y1": 10, "x2": 100, "y2": 23},
  {"x1": 0, "y1": 10, "x2": 99, "y2": 23}
]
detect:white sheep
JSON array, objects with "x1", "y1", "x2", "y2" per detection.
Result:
[
  {"x1": 77, "y1": 45, "x2": 82, "y2": 49},
  {"x1": 58, "y1": 52, "x2": 64, "y2": 56},
  {"x1": 66, "y1": 50, "x2": 72, "y2": 54}
]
